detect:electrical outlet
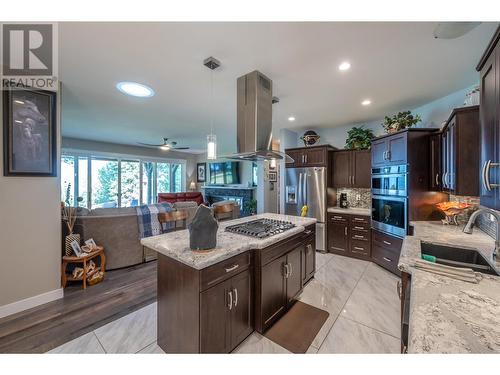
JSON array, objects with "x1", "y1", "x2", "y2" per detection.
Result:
[{"x1": 356, "y1": 194, "x2": 361, "y2": 201}]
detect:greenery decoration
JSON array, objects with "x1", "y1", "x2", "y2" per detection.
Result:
[{"x1": 344, "y1": 126, "x2": 375, "y2": 150}]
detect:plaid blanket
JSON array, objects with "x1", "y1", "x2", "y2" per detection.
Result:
[{"x1": 136, "y1": 203, "x2": 173, "y2": 239}]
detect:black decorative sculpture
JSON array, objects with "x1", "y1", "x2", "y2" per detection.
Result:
[{"x1": 189, "y1": 205, "x2": 219, "y2": 250}]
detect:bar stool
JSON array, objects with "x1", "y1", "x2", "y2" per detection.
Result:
[
  {"x1": 158, "y1": 210, "x2": 189, "y2": 233},
  {"x1": 213, "y1": 203, "x2": 235, "y2": 222}
]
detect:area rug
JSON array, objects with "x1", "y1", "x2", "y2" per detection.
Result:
[{"x1": 264, "y1": 301, "x2": 329, "y2": 353}]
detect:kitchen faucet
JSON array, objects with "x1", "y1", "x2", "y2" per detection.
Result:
[{"x1": 463, "y1": 208, "x2": 500, "y2": 259}]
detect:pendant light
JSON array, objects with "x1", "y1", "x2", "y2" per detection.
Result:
[{"x1": 204, "y1": 57, "x2": 220, "y2": 160}]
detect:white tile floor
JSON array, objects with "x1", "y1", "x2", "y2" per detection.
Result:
[{"x1": 48, "y1": 253, "x2": 401, "y2": 354}]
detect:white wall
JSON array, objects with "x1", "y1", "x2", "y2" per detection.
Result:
[
  {"x1": 0, "y1": 89, "x2": 62, "y2": 310},
  {"x1": 295, "y1": 85, "x2": 476, "y2": 149}
]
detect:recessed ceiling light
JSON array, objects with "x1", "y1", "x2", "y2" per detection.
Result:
[
  {"x1": 116, "y1": 82, "x2": 155, "y2": 98},
  {"x1": 361, "y1": 99, "x2": 372, "y2": 106},
  {"x1": 288, "y1": 116, "x2": 296, "y2": 122},
  {"x1": 338, "y1": 62, "x2": 351, "y2": 71}
]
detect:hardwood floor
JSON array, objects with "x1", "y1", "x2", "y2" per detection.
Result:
[{"x1": 0, "y1": 261, "x2": 157, "y2": 353}]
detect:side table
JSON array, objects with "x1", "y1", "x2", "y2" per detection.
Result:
[{"x1": 61, "y1": 248, "x2": 106, "y2": 289}]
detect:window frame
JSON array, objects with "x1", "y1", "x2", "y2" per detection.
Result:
[{"x1": 61, "y1": 148, "x2": 186, "y2": 208}]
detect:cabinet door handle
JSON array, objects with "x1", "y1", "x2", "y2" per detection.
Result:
[
  {"x1": 227, "y1": 290, "x2": 233, "y2": 310},
  {"x1": 435, "y1": 173, "x2": 439, "y2": 186},
  {"x1": 344, "y1": 226, "x2": 348, "y2": 236},
  {"x1": 482, "y1": 160, "x2": 500, "y2": 191},
  {"x1": 289, "y1": 263, "x2": 293, "y2": 278},
  {"x1": 306, "y1": 244, "x2": 313, "y2": 254},
  {"x1": 397, "y1": 281, "x2": 402, "y2": 300},
  {"x1": 283, "y1": 263, "x2": 289, "y2": 278},
  {"x1": 383, "y1": 240, "x2": 392, "y2": 246},
  {"x1": 225, "y1": 264, "x2": 239, "y2": 273},
  {"x1": 383, "y1": 257, "x2": 392, "y2": 263},
  {"x1": 233, "y1": 288, "x2": 238, "y2": 308},
  {"x1": 386, "y1": 150, "x2": 391, "y2": 160}
]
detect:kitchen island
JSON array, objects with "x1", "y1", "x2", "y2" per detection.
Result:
[
  {"x1": 398, "y1": 221, "x2": 500, "y2": 353},
  {"x1": 141, "y1": 213, "x2": 317, "y2": 353}
]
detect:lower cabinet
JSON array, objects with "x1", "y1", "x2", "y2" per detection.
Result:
[
  {"x1": 255, "y1": 225, "x2": 316, "y2": 333},
  {"x1": 200, "y1": 268, "x2": 254, "y2": 353},
  {"x1": 327, "y1": 212, "x2": 371, "y2": 260},
  {"x1": 371, "y1": 229, "x2": 403, "y2": 275}
]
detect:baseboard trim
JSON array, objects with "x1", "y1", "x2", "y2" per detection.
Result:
[{"x1": 0, "y1": 288, "x2": 64, "y2": 319}]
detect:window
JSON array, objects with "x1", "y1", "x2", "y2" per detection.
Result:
[
  {"x1": 91, "y1": 158, "x2": 118, "y2": 208},
  {"x1": 61, "y1": 152, "x2": 185, "y2": 208},
  {"x1": 157, "y1": 162, "x2": 171, "y2": 193},
  {"x1": 121, "y1": 160, "x2": 140, "y2": 207}
]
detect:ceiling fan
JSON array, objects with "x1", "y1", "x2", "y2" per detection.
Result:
[{"x1": 137, "y1": 137, "x2": 190, "y2": 150}]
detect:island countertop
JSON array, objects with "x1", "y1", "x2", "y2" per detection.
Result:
[
  {"x1": 398, "y1": 221, "x2": 500, "y2": 353},
  {"x1": 141, "y1": 213, "x2": 317, "y2": 270}
]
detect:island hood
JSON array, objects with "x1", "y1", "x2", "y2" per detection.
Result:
[{"x1": 225, "y1": 70, "x2": 293, "y2": 162}]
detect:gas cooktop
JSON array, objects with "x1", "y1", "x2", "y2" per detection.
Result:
[{"x1": 225, "y1": 218, "x2": 296, "y2": 239}]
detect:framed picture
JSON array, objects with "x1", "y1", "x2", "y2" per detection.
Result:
[
  {"x1": 268, "y1": 171, "x2": 277, "y2": 182},
  {"x1": 3, "y1": 87, "x2": 57, "y2": 176},
  {"x1": 197, "y1": 162, "x2": 206, "y2": 182},
  {"x1": 85, "y1": 238, "x2": 97, "y2": 248},
  {"x1": 70, "y1": 240, "x2": 83, "y2": 257}
]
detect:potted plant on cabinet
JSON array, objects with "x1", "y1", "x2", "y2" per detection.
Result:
[
  {"x1": 344, "y1": 126, "x2": 375, "y2": 150},
  {"x1": 382, "y1": 111, "x2": 421, "y2": 133}
]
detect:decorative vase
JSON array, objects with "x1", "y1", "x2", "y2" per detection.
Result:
[
  {"x1": 388, "y1": 128, "x2": 398, "y2": 134},
  {"x1": 65, "y1": 233, "x2": 80, "y2": 256}
]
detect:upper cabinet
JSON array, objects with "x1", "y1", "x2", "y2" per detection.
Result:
[
  {"x1": 331, "y1": 150, "x2": 371, "y2": 188},
  {"x1": 371, "y1": 132, "x2": 408, "y2": 167},
  {"x1": 285, "y1": 145, "x2": 335, "y2": 168},
  {"x1": 477, "y1": 26, "x2": 500, "y2": 210},
  {"x1": 440, "y1": 106, "x2": 480, "y2": 196}
]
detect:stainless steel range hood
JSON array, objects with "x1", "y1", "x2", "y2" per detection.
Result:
[{"x1": 225, "y1": 70, "x2": 293, "y2": 162}]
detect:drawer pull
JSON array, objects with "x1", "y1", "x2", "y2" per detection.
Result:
[
  {"x1": 333, "y1": 215, "x2": 343, "y2": 219},
  {"x1": 225, "y1": 264, "x2": 239, "y2": 273},
  {"x1": 383, "y1": 257, "x2": 392, "y2": 263},
  {"x1": 353, "y1": 246, "x2": 365, "y2": 251},
  {"x1": 354, "y1": 226, "x2": 365, "y2": 230},
  {"x1": 354, "y1": 235, "x2": 364, "y2": 239},
  {"x1": 353, "y1": 218, "x2": 366, "y2": 222},
  {"x1": 383, "y1": 240, "x2": 392, "y2": 246},
  {"x1": 304, "y1": 230, "x2": 313, "y2": 235}
]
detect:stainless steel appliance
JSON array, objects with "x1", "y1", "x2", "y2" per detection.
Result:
[
  {"x1": 371, "y1": 164, "x2": 408, "y2": 237},
  {"x1": 285, "y1": 167, "x2": 326, "y2": 250},
  {"x1": 225, "y1": 218, "x2": 295, "y2": 238},
  {"x1": 371, "y1": 165, "x2": 407, "y2": 196}
]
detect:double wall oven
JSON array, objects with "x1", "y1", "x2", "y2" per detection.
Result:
[{"x1": 371, "y1": 165, "x2": 408, "y2": 238}]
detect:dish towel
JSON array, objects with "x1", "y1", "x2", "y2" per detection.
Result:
[{"x1": 414, "y1": 259, "x2": 483, "y2": 284}]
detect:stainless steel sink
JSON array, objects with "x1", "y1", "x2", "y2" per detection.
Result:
[{"x1": 420, "y1": 242, "x2": 500, "y2": 276}]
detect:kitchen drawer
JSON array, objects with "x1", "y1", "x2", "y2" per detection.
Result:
[
  {"x1": 351, "y1": 229, "x2": 370, "y2": 242},
  {"x1": 350, "y1": 215, "x2": 370, "y2": 226},
  {"x1": 371, "y1": 243, "x2": 400, "y2": 275},
  {"x1": 260, "y1": 232, "x2": 303, "y2": 266},
  {"x1": 350, "y1": 239, "x2": 370, "y2": 257},
  {"x1": 328, "y1": 213, "x2": 349, "y2": 223},
  {"x1": 351, "y1": 222, "x2": 370, "y2": 231},
  {"x1": 300, "y1": 224, "x2": 316, "y2": 241},
  {"x1": 200, "y1": 252, "x2": 252, "y2": 291},
  {"x1": 372, "y1": 229, "x2": 403, "y2": 252}
]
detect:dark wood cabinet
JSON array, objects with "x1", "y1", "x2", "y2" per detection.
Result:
[
  {"x1": 327, "y1": 214, "x2": 349, "y2": 253},
  {"x1": 200, "y1": 268, "x2": 253, "y2": 353},
  {"x1": 285, "y1": 145, "x2": 335, "y2": 168},
  {"x1": 331, "y1": 150, "x2": 371, "y2": 188},
  {"x1": 477, "y1": 26, "x2": 500, "y2": 210},
  {"x1": 255, "y1": 225, "x2": 315, "y2": 333},
  {"x1": 327, "y1": 213, "x2": 371, "y2": 260},
  {"x1": 371, "y1": 132, "x2": 407, "y2": 167},
  {"x1": 371, "y1": 229, "x2": 403, "y2": 276},
  {"x1": 440, "y1": 106, "x2": 480, "y2": 196}
]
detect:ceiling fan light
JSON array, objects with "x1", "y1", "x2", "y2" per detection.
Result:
[{"x1": 207, "y1": 134, "x2": 217, "y2": 160}]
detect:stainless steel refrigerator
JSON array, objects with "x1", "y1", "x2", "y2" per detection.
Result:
[{"x1": 285, "y1": 167, "x2": 326, "y2": 251}]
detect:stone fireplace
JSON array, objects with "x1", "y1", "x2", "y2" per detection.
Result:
[{"x1": 202, "y1": 186, "x2": 255, "y2": 217}]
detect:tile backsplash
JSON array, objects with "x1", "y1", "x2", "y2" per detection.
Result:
[{"x1": 336, "y1": 188, "x2": 371, "y2": 209}]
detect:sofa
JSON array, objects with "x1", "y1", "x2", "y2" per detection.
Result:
[
  {"x1": 73, "y1": 200, "x2": 240, "y2": 270},
  {"x1": 157, "y1": 192, "x2": 205, "y2": 205}
]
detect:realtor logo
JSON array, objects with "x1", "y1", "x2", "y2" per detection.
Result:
[{"x1": 2, "y1": 24, "x2": 53, "y2": 76}]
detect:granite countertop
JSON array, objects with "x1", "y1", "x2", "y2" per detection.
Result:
[
  {"x1": 140, "y1": 213, "x2": 317, "y2": 270},
  {"x1": 399, "y1": 221, "x2": 500, "y2": 353},
  {"x1": 327, "y1": 206, "x2": 371, "y2": 216}
]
